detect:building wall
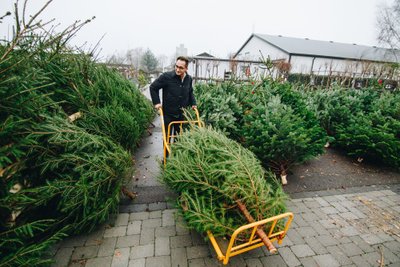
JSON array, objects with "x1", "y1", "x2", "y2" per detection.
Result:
[
  {"x1": 235, "y1": 36, "x2": 394, "y2": 79},
  {"x1": 188, "y1": 57, "x2": 279, "y2": 82},
  {"x1": 235, "y1": 36, "x2": 289, "y2": 62}
]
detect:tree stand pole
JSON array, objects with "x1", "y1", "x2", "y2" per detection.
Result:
[{"x1": 236, "y1": 200, "x2": 277, "y2": 254}]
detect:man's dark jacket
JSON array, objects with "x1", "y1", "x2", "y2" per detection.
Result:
[{"x1": 149, "y1": 71, "x2": 196, "y2": 116}]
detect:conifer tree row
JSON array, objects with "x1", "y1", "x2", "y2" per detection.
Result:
[{"x1": 0, "y1": 2, "x2": 153, "y2": 265}]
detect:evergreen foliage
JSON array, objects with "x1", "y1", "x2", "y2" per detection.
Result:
[
  {"x1": 195, "y1": 80, "x2": 327, "y2": 177},
  {"x1": 0, "y1": 3, "x2": 153, "y2": 265},
  {"x1": 305, "y1": 87, "x2": 400, "y2": 169},
  {"x1": 194, "y1": 82, "x2": 242, "y2": 138},
  {"x1": 162, "y1": 127, "x2": 287, "y2": 237}
]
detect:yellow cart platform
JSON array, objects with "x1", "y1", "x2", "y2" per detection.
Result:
[{"x1": 158, "y1": 107, "x2": 293, "y2": 265}]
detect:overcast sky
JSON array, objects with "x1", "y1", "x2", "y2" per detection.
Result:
[{"x1": 0, "y1": 0, "x2": 394, "y2": 61}]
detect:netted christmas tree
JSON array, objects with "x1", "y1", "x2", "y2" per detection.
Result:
[{"x1": 161, "y1": 126, "x2": 287, "y2": 238}]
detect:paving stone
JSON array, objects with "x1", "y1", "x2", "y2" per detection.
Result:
[
  {"x1": 171, "y1": 247, "x2": 187, "y2": 267},
  {"x1": 115, "y1": 213, "x2": 129, "y2": 226},
  {"x1": 336, "y1": 236, "x2": 352, "y2": 245},
  {"x1": 313, "y1": 254, "x2": 340, "y2": 267},
  {"x1": 293, "y1": 202, "x2": 309, "y2": 213},
  {"x1": 314, "y1": 197, "x2": 330, "y2": 207},
  {"x1": 278, "y1": 247, "x2": 301, "y2": 267},
  {"x1": 316, "y1": 234, "x2": 338, "y2": 247},
  {"x1": 142, "y1": 218, "x2": 161, "y2": 229},
  {"x1": 155, "y1": 225, "x2": 176, "y2": 237},
  {"x1": 149, "y1": 210, "x2": 162, "y2": 219},
  {"x1": 339, "y1": 212, "x2": 359, "y2": 220},
  {"x1": 129, "y1": 212, "x2": 149, "y2": 221},
  {"x1": 304, "y1": 236, "x2": 328, "y2": 255},
  {"x1": 59, "y1": 235, "x2": 87, "y2": 248},
  {"x1": 131, "y1": 204, "x2": 148, "y2": 212},
  {"x1": 328, "y1": 214, "x2": 350, "y2": 227},
  {"x1": 360, "y1": 233, "x2": 383, "y2": 245},
  {"x1": 112, "y1": 247, "x2": 130, "y2": 267},
  {"x1": 244, "y1": 258, "x2": 263, "y2": 266},
  {"x1": 311, "y1": 221, "x2": 330, "y2": 236},
  {"x1": 139, "y1": 227, "x2": 155, "y2": 245},
  {"x1": 116, "y1": 235, "x2": 140, "y2": 248},
  {"x1": 347, "y1": 207, "x2": 367, "y2": 219},
  {"x1": 148, "y1": 202, "x2": 167, "y2": 211},
  {"x1": 130, "y1": 244, "x2": 154, "y2": 259},
  {"x1": 104, "y1": 226, "x2": 127, "y2": 238},
  {"x1": 383, "y1": 241, "x2": 400, "y2": 253},
  {"x1": 380, "y1": 197, "x2": 397, "y2": 206},
  {"x1": 170, "y1": 234, "x2": 192, "y2": 248},
  {"x1": 85, "y1": 228, "x2": 106, "y2": 246},
  {"x1": 286, "y1": 228, "x2": 305, "y2": 244},
  {"x1": 311, "y1": 208, "x2": 330, "y2": 220},
  {"x1": 299, "y1": 256, "x2": 319, "y2": 267},
  {"x1": 303, "y1": 200, "x2": 321, "y2": 209},
  {"x1": 175, "y1": 218, "x2": 190, "y2": 235},
  {"x1": 85, "y1": 256, "x2": 112, "y2": 267},
  {"x1": 372, "y1": 244, "x2": 400, "y2": 264},
  {"x1": 349, "y1": 255, "x2": 372, "y2": 267},
  {"x1": 293, "y1": 214, "x2": 310, "y2": 227},
  {"x1": 331, "y1": 202, "x2": 349, "y2": 212},
  {"x1": 186, "y1": 245, "x2": 209, "y2": 259},
  {"x1": 326, "y1": 245, "x2": 352, "y2": 265},
  {"x1": 319, "y1": 219, "x2": 340, "y2": 229},
  {"x1": 321, "y1": 206, "x2": 340, "y2": 215},
  {"x1": 162, "y1": 209, "x2": 176, "y2": 226},
  {"x1": 340, "y1": 226, "x2": 360, "y2": 237},
  {"x1": 301, "y1": 212, "x2": 319, "y2": 222},
  {"x1": 127, "y1": 221, "x2": 142, "y2": 235},
  {"x1": 290, "y1": 244, "x2": 315, "y2": 257},
  {"x1": 187, "y1": 258, "x2": 206, "y2": 267},
  {"x1": 225, "y1": 256, "x2": 246, "y2": 266},
  {"x1": 349, "y1": 236, "x2": 375, "y2": 253},
  {"x1": 155, "y1": 236, "x2": 170, "y2": 256},
  {"x1": 338, "y1": 200, "x2": 357, "y2": 208},
  {"x1": 68, "y1": 260, "x2": 88, "y2": 267},
  {"x1": 52, "y1": 247, "x2": 74, "y2": 267},
  {"x1": 376, "y1": 232, "x2": 395, "y2": 242},
  {"x1": 71, "y1": 246, "x2": 99, "y2": 260},
  {"x1": 362, "y1": 251, "x2": 381, "y2": 266},
  {"x1": 97, "y1": 237, "x2": 117, "y2": 257},
  {"x1": 128, "y1": 258, "x2": 145, "y2": 267},
  {"x1": 242, "y1": 247, "x2": 266, "y2": 258},
  {"x1": 280, "y1": 234, "x2": 294, "y2": 246},
  {"x1": 146, "y1": 255, "x2": 171, "y2": 267},
  {"x1": 339, "y1": 242, "x2": 364, "y2": 257},
  {"x1": 322, "y1": 195, "x2": 340, "y2": 203}
]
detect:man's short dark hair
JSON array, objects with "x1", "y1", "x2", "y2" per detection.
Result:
[{"x1": 176, "y1": 56, "x2": 189, "y2": 67}]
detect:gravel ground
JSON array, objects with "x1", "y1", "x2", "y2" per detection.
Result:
[{"x1": 284, "y1": 147, "x2": 400, "y2": 194}]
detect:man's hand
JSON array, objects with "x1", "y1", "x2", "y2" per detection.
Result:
[
  {"x1": 191, "y1": 105, "x2": 197, "y2": 110},
  {"x1": 154, "y1": 104, "x2": 162, "y2": 109}
]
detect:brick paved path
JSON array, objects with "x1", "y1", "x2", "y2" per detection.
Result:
[
  {"x1": 51, "y1": 186, "x2": 400, "y2": 267},
  {"x1": 51, "y1": 88, "x2": 400, "y2": 266}
]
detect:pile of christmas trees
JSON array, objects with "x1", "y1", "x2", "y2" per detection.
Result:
[
  {"x1": 304, "y1": 87, "x2": 400, "y2": 169},
  {"x1": 162, "y1": 126, "x2": 287, "y2": 239},
  {"x1": 0, "y1": 4, "x2": 153, "y2": 266},
  {"x1": 195, "y1": 80, "x2": 327, "y2": 183}
]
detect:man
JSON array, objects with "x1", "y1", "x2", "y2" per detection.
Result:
[{"x1": 150, "y1": 56, "x2": 197, "y2": 141}]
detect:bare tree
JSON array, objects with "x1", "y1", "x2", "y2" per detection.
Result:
[
  {"x1": 377, "y1": 0, "x2": 400, "y2": 50},
  {"x1": 126, "y1": 47, "x2": 144, "y2": 69}
]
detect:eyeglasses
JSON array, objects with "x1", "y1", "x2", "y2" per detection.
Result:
[{"x1": 175, "y1": 65, "x2": 186, "y2": 70}]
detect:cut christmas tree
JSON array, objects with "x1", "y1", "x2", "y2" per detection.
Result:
[{"x1": 161, "y1": 126, "x2": 288, "y2": 244}]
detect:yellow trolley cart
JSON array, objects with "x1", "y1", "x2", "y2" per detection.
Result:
[{"x1": 158, "y1": 107, "x2": 293, "y2": 265}]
